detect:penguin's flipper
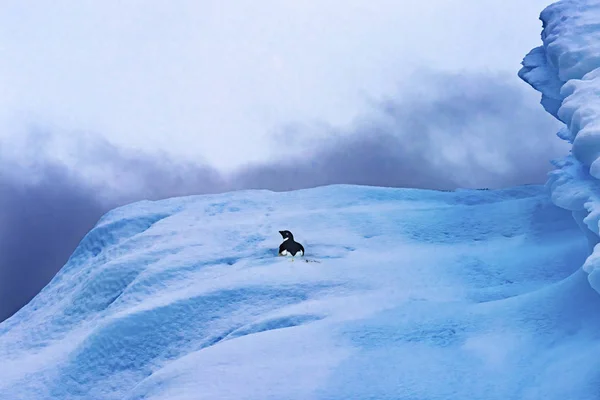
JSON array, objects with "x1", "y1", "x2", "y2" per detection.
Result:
[{"x1": 278, "y1": 243, "x2": 286, "y2": 256}]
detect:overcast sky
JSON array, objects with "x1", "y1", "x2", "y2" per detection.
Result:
[
  {"x1": 1, "y1": 0, "x2": 553, "y2": 169},
  {"x1": 0, "y1": 1, "x2": 560, "y2": 321}
]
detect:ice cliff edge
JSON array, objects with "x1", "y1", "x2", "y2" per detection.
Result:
[{"x1": 520, "y1": 0, "x2": 600, "y2": 292}]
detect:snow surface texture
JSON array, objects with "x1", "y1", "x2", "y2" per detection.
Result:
[
  {"x1": 519, "y1": 0, "x2": 600, "y2": 293},
  {"x1": 0, "y1": 184, "x2": 597, "y2": 399}
]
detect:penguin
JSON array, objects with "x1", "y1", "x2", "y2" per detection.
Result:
[{"x1": 278, "y1": 230, "x2": 304, "y2": 257}]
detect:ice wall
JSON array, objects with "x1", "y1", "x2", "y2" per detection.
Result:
[{"x1": 520, "y1": 0, "x2": 600, "y2": 292}]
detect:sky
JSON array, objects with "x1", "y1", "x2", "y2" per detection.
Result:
[
  {"x1": 0, "y1": 0, "x2": 561, "y2": 321},
  {"x1": 1, "y1": 0, "x2": 554, "y2": 168}
]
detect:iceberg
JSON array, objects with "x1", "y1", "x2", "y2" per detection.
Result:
[
  {"x1": 519, "y1": 0, "x2": 600, "y2": 294},
  {"x1": 0, "y1": 185, "x2": 597, "y2": 399}
]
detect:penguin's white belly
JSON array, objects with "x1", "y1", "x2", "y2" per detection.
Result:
[{"x1": 281, "y1": 249, "x2": 303, "y2": 257}]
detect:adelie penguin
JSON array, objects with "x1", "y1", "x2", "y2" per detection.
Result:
[{"x1": 278, "y1": 230, "x2": 304, "y2": 257}]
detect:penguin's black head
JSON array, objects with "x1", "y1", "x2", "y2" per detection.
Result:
[{"x1": 279, "y1": 230, "x2": 293, "y2": 240}]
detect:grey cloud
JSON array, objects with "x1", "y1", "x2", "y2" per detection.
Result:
[
  {"x1": 0, "y1": 161, "x2": 106, "y2": 320},
  {"x1": 235, "y1": 71, "x2": 565, "y2": 191}
]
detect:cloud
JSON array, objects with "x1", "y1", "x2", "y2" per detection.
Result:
[
  {"x1": 0, "y1": 71, "x2": 564, "y2": 321},
  {"x1": 0, "y1": 160, "x2": 106, "y2": 320},
  {"x1": 0, "y1": 0, "x2": 553, "y2": 170},
  {"x1": 235, "y1": 71, "x2": 566, "y2": 191}
]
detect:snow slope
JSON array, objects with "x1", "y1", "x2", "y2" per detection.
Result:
[
  {"x1": 520, "y1": 0, "x2": 600, "y2": 294},
  {"x1": 0, "y1": 184, "x2": 598, "y2": 399}
]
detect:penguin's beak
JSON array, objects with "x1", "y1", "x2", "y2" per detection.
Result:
[{"x1": 278, "y1": 230, "x2": 284, "y2": 236}]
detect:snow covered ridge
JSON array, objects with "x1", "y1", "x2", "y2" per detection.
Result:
[
  {"x1": 1, "y1": 184, "x2": 594, "y2": 399},
  {"x1": 519, "y1": 0, "x2": 600, "y2": 292}
]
